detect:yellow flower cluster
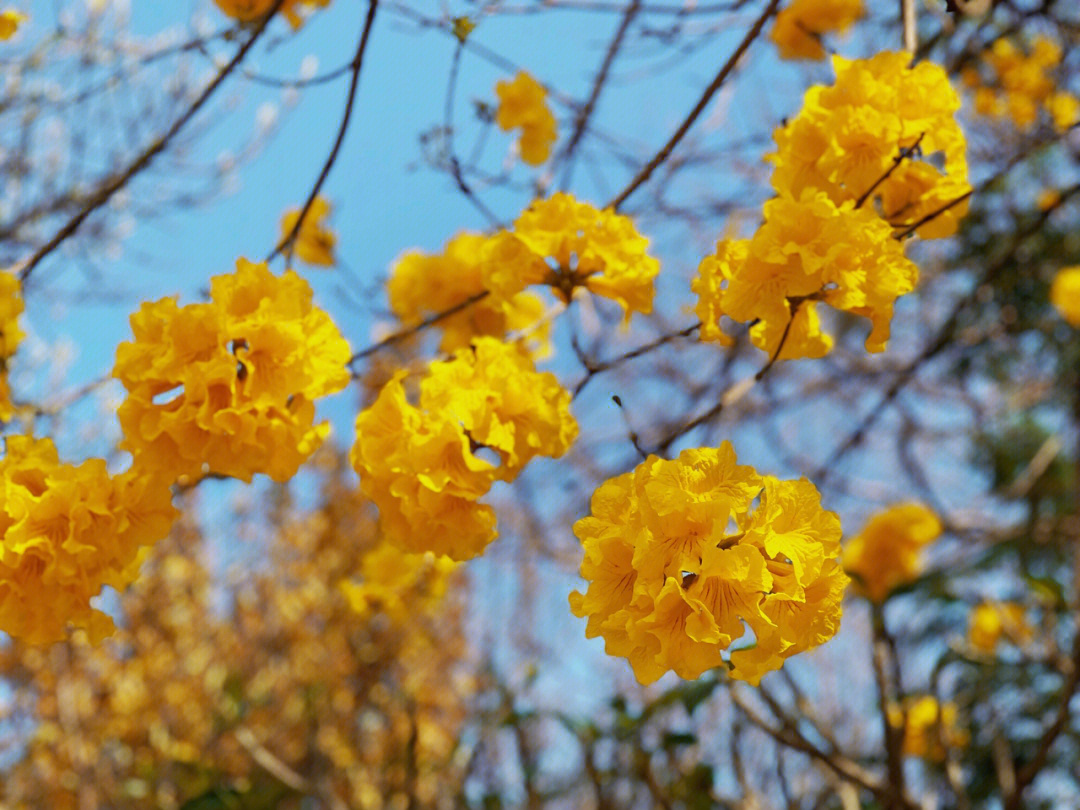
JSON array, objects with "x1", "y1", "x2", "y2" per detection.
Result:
[
  {"x1": 843, "y1": 503, "x2": 941, "y2": 602},
  {"x1": 0, "y1": 8, "x2": 26, "y2": 39},
  {"x1": 387, "y1": 231, "x2": 551, "y2": 354},
  {"x1": 280, "y1": 196, "x2": 336, "y2": 266},
  {"x1": 770, "y1": 0, "x2": 864, "y2": 61},
  {"x1": 694, "y1": 54, "x2": 969, "y2": 361},
  {"x1": 770, "y1": 53, "x2": 971, "y2": 240},
  {"x1": 0, "y1": 270, "x2": 24, "y2": 421},
  {"x1": 114, "y1": 259, "x2": 351, "y2": 483},
  {"x1": 0, "y1": 436, "x2": 177, "y2": 644},
  {"x1": 213, "y1": 0, "x2": 330, "y2": 29},
  {"x1": 968, "y1": 601, "x2": 1033, "y2": 653},
  {"x1": 485, "y1": 193, "x2": 659, "y2": 324},
  {"x1": 1050, "y1": 266, "x2": 1080, "y2": 326},
  {"x1": 889, "y1": 695, "x2": 969, "y2": 760},
  {"x1": 964, "y1": 37, "x2": 1079, "y2": 133},
  {"x1": 693, "y1": 191, "x2": 918, "y2": 358},
  {"x1": 570, "y1": 443, "x2": 848, "y2": 686},
  {"x1": 339, "y1": 543, "x2": 457, "y2": 625},
  {"x1": 352, "y1": 337, "x2": 577, "y2": 560},
  {"x1": 495, "y1": 71, "x2": 557, "y2": 166}
]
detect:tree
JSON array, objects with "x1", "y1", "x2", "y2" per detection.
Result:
[{"x1": 1, "y1": 0, "x2": 1079, "y2": 808}]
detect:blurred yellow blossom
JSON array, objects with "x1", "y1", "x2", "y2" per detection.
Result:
[
  {"x1": 214, "y1": 0, "x2": 330, "y2": 29},
  {"x1": 495, "y1": 71, "x2": 557, "y2": 165},
  {"x1": 968, "y1": 601, "x2": 1034, "y2": 653},
  {"x1": 1050, "y1": 266, "x2": 1080, "y2": 326},
  {"x1": 968, "y1": 35, "x2": 1079, "y2": 133},
  {"x1": 889, "y1": 695, "x2": 969, "y2": 760},
  {"x1": 770, "y1": 0, "x2": 863, "y2": 61},
  {"x1": 280, "y1": 196, "x2": 336, "y2": 266},
  {"x1": 843, "y1": 503, "x2": 942, "y2": 602},
  {"x1": 0, "y1": 270, "x2": 24, "y2": 421},
  {"x1": 0, "y1": 8, "x2": 26, "y2": 39}
]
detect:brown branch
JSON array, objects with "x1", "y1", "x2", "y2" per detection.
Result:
[
  {"x1": 554, "y1": 0, "x2": 643, "y2": 191},
  {"x1": 268, "y1": 0, "x2": 380, "y2": 264},
  {"x1": 730, "y1": 686, "x2": 888, "y2": 801},
  {"x1": 17, "y1": 0, "x2": 288, "y2": 283},
  {"x1": 347, "y1": 291, "x2": 489, "y2": 368},
  {"x1": 606, "y1": 0, "x2": 782, "y2": 211}
]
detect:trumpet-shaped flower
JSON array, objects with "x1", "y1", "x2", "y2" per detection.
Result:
[
  {"x1": 495, "y1": 71, "x2": 557, "y2": 165},
  {"x1": 114, "y1": 259, "x2": 351, "y2": 483},
  {"x1": 843, "y1": 503, "x2": 941, "y2": 602},
  {"x1": 0, "y1": 436, "x2": 178, "y2": 643},
  {"x1": 352, "y1": 338, "x2": 577, "y2": 560},
  {"x1": 571, "y1": 443, "x2": 847, "y2": 685}
]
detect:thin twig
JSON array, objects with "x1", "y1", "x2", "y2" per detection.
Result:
[
  {"x1": 606, "y1": 0, "x2": 782, "y2": 211},
  {"x1": 267, "y1": 0, "x2": 380, "y2": 264},
  {"x1": 553, "y1": 0, "x2": 642, "y2": 191},
  {"x1": 18, "y1": 0, "x2": 288, "y2": 283}
]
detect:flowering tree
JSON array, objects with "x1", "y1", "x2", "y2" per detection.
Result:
[{"x1": 1, "y1": 1, "x2": 1079, "y2": 808}]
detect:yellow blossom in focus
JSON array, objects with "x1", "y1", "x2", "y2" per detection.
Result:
[
  {"x1": 769, "y1": 52, "x2": 970, "y2": 239},
  {"x1": 843, "y1": 503, "x2": 941, "y2": 602},
  {"x1": 969, "y1": 602, "x2": 1033, "y2": 653},
  {"x1": 693, "y1": 191, "x2": 918, "y2": 359},
  {"x1": 0, "y1": 8, "x2": 26, "y2": 39},
  {"x1": 0, "y1": 436, "x2": 178, "y2": 644},
  {"x1": 280, "y1": 196, "x2": 336, "y2": 266},
  {"x1": 351, "y1": 338, "x2": 577, "y2": 561},
  {"x1": 889, "y1": 695, "x2": 969, "y2": 760},
  {"x1": 570, "y1": 443, "x2": 847, "y2": 685},
  {"x1": 484, "y1": 193, "x2": 660, "y2": 324},
  {"x1": 770, "y1": 0, "x2": 863, "y2": 61},
  {"x1": 0, "y1": 270, "x2": 24, "y2": 421},
  {"x1": 114, "y1": 259, "x2": 351, "y2": 483},
  {"x1": 495, "y1": 71, "x2": 557, "y2": 165},
  {"x1": 1050, "y1": 266, "x2": 1080, "y2": 327},
  {"x1": 387, "y1": 232, "x2": 551, "y2": 355},
  {"x1": 213, "y1": 0, "x2": 329, "y2": 29}
]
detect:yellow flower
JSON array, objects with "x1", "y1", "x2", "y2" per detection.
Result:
[
  {"x1": 486, "y1": 193, "x2": 660, "y2": 324},
  {"x1": 571, "y1": 443, "x2": 847, "y2": 685},
  {"x1": 693, "y1": 191, "x2": 917, "y2": 359},
  {"x1": 351, "y1": 339, "x2": 577, "y2": 561},
  {"x1": 1050, "y1": 266, "x2": 1080, "y2": 327},
  {"x1": 495, "y1": 71, "x2": 557, "y2": 166},
  {"x1": 0, "y1": 8, "x2": 26, "y2": 39},
  {"x1": 339, "y1": 543, "x2": 457, "y2": 624},
  {"x1": 0, "y1": 270, "x2": 24, "y2": 421},
  {"x1": 213, "y1": 0, "x2": 330, "y2": 29},
  {"x1": 1046, "y1": 91, "x2": 1080, "y2": 132},
  {"x1": 968, "y1": 602, "x2": 1033, "y2": 653},
  {"x1": 969, "y1": 35, "x2": 1075, "y2": 133},
  {"x1": 0, "y1": 436, "x2": 178, "y2": 644},
  {"x1": 387, "y1": 232, "x2": 551, "y2": 355},
  {"x1": 114, "y1": 259, "x2": 351, "y2": 483},
  {"x1": 768, "y1": 53, "x2": 970, "y2": 239},
  {"x1": 770, "y1": 0, "x2": 864, "y2": 61},
  {"x1": 843, "y1": 503, "x2": 941, "y2": 602},
  {"x1": 280, "y1": 196, "x2": 337, "y2": 266},
  {"x1": 888, "y1": 695, "x2": 969, "y2": 760}
]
